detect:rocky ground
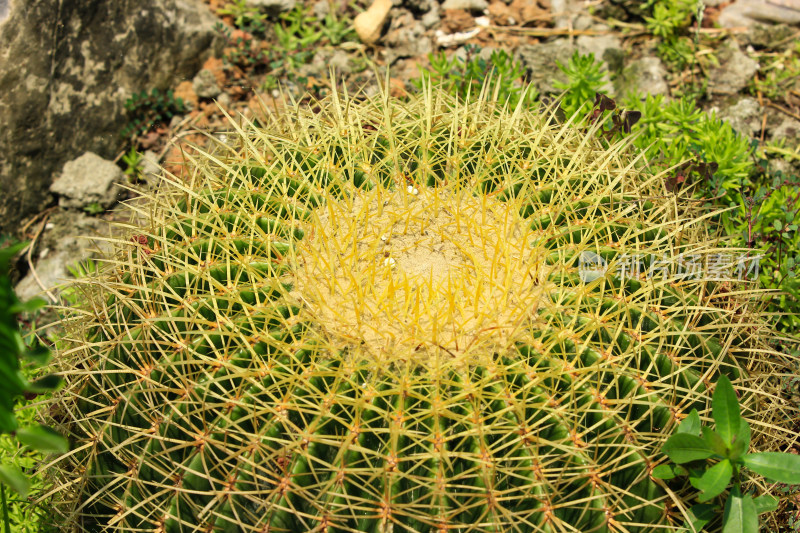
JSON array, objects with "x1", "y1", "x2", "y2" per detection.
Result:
[{"x1": 9, "y1": 0, "x2": 800, "y2": 338}]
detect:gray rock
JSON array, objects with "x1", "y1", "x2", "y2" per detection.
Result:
[
  {"x1": 719, "y1": 0, "x2": 800, "y2": 28},
  {"x1": 770, "y1": 117, "x2": 800, "y2": 145},
  {"x1": 514, "y1": 40, "x2": 577, "y2": 94},
  {"x1": 595, "y1": 0, "x2": 648, "y2": 21},
  {"x1": 328, "y1": 49, "x2": 356, "y2": 74},
  {"x1": 746, "y1": 22, "x2": 796, "y2": 49},
  {"x1": 421, "y1": 3, "x2": 441, "y2": 28},
  {"x1": 550, "y1": 0, "x2": 583, "y2": 29},
  {"x1": 441, "y1": 0, "x2": 488, "y2": 13},
  {"x1": 768, "y1": 157, "x2": 793, "y2": 178},
  {"x1": 216, "y1": 92, "x2": 232, "y2": 108},
  {"x1": 0, "y1": 0, "x2": 223, "y2": 235},
  {"x1": 576, "y1": 34, "x2": 622, "y2": 63},
  {"x1": 50, "y1": 152, "x2": 125, "y2": 210},
  {"x1": 577, "y1": 33, "x2": 623, "y2": 87},
  {"x1": 708, "y1": 42, "x2": 759, "y2": 95},
  {"x1": 13, "y1": 210, "x2": 115, "y2": 303},
  {"x1": 313, "y1": 0, "x2": 330, "y2": 18},
  {"x1": 192, "y1": 69, "x2": 221, "y2": 98},
  {"x1": 247, "y1": 0, "x2": 296, "y2": 16},
  {"x1": 614, "y1": 56, "x2": 668, "y2": 99},
  {"x1": 573, "y1": 14, "x2": 593, "y2": 31},
  {"x1": 402, "y1": 0, "x2": 436, "y2": 13},
  {"x1": 298, "y1": 48, "x2": 356, "y2": 77},
  {"x1": 383, "y1": 11, "x2": 432, "y2": 63},
  {"x1": 714, "y1": 96, "x2": 762, "y2": 137}
]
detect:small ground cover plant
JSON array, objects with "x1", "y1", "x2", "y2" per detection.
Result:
[
  {"x1": 655, "y1": 375, "x2": 800, "y2": 532},
  {"x1": 215, "y1": 0, "x2": 268, "y2": 36},
  {"x1": 412, "y1": 44, "x2": 538, "y2": 109},
  {"x1": 121, "y1": 146, "x2": 144, "y2": 184},
  {"x1": 120, "y1": 88, "x2": 186, "y2": 140},
  {"x1": 554, "y1": 51, "x2": 608, "y2": 119},
  {"x1": 644, "y1": 0, "x2": 699, "y2": 71},
  {"x1": 0, "y1": 242, "x2": 68, "y2": 533},
  {"x1": 748, "y1": 40, "x2": 800, "y2": 102},
  {"x1": 214, "y1": 3, "x2": 351, "y2": 98},
  {"x1": 214, "y1": 22, "x2": 270, "y2": 69}
]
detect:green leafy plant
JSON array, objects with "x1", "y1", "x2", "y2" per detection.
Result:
[
  {"x1": 621, "y1": 92, "x2": 754, "y2": 201},
  {"x1": 644, "y1": 0, "x2": 700, "y2": 70},
  {"x1": 216, "y1": 0, "x2": 268, "y2": 36},
  {"x1": 554, "y1": 51, "x2": 608, "y2": 119},
  {"x1": 58, "y1": 259, "x2": 98, "y2": 309},
  {"x1": 0, "y1": 242, "x2": 68, "y2": 533},
  {"x1": 120, "y1": 88, "x2": 186, "y2": 140},
  {"x1": 644, "y1": 0, "x2": 695, "y2": 40},
  {"x1": 319, "y1": 7, "x2": 356, "y2": 46},
  {"x1": 121, "y1": 147, "x2": 144, "y2": 184},
  {"x1": 606, "y1": 88, "x2": 799, "y2": 333},
  {"x1": 748, "y1": 40, "x2": 800, "y2": 101},
  {"x1": 412, "y1": 44, "x2": 538, "y2": 109},
  {"x1": 655, "y1": 375, "x2": 800, "y2": 532},
  {"x1": 273, "y1": 5, "x2": 322, "y2": 69},
  {"x1": 214, "y1": 22, "x2": 269, "y2": 68},
  {"x1": 729, "y1": 150, "x2": 800, "y2": 333},
  {"x1": 81, "y1": 202, "x2": 105, "y2": 215}
]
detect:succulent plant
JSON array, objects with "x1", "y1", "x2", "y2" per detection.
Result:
[{"x1": 42, "y1": 78, "x2": 794, "y2": 532}]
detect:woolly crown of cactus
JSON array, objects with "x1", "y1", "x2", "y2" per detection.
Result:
[{"x1": 43, "y1": 74, "x2": 795, "y2": 533}]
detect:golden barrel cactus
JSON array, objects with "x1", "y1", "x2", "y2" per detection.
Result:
[{"x1": 43, "y1": 77, "x2": 795, "y2": 532}]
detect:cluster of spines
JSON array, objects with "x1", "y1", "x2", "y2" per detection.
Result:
[{"x1": 42, "y1": 81, "x2": 786, "y2": 532}]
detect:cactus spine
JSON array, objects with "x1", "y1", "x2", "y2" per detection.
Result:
[{"x1": 43, "y1": 76, "x2": 792, "y2": 532}]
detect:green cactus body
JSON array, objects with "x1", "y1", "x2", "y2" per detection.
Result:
[{"x1": 45, "y1": 79, "x2": 790, "y2": 532}]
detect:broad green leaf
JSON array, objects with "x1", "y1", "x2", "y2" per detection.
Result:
[
  {"x1": 0, "y1": 410, "x2": 18, "y2": 435},
  {"x1": 722, "y1": 488, "x2": 758, "y2": 533},
  {"x1": 26, "y1": 373, "x2": 62, "y2": 393},
  {"x1": 743, "y1": 452, "x2": 800, "y2": 484},
  {"x1": 663, "y1": 433, "x2": 715, "y2": 464},
  {"x1": 15, "y1": 424, "x2": 69, "y2": 454},
  {"x1": 678, "y1": 409, "x2": 701, "y2": 436},
  {"x1": 0, "y1": 464, "x2": 30, "y2": 497},
  {"x1": 0, "y1": 366, "x2": 27, "y2": 394},
  {"x1": 753, "y1": 494, "x2": 778, "y2": 515},
  {"x1": 702, "y1": 426, "x2": 729, "y2": 457},
  {"x1": 695, "y1": 459, "x2": 733, "y2": 502},
  {"x1": 21, "y1": 342, "x2": 51, "y2": 366},
  {"x1": 14, "y1": 296, "x2": 47, "y2": 314},
  {"x1": 712, "y1": 375, "x2": 741, "y2": 447},
  {"x1": 683, "y1": 503, "x2": 718, "y2": 533},
  {"x1": 0, "y1": 241, "x2": 27, "y2": 274},
  {"x1": 652, "y1": 464, "x2": 676, "y2": 480},
  {"x1": 730, "y1": 420, "x2": 751, "y2": 462}
]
